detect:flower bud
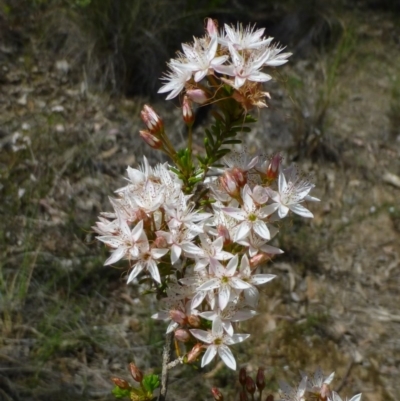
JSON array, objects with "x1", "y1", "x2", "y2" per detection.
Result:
[
  {"x1": 256, "y1": 368, "x2": 265, "y2": 391},
  {"x1": 240, "y1": 390, "x2": 249, "y2": 401},
  {"x1": 239, "y1": 367, "x2": 247, "y2": 386},
  {"x1": 129, "y1": 363, "x2": 143, "y2": 383},
  {"x1": 111, "y1": 377, "x2": 130, "y2": 389},
  {"x1": 187, "y1": 343, "x2": 203, "y2": 363},
  {"x1": 140, "y1": 104, "x2": 163, "y2": 134},
  {"x1": 245, "y1": 377, "x2": 256, "y2": 395},
  {"x1": 182, "y1": 95, "x2": 194, "y2": 126},
  {"x1": 140, "y1": 130, "x2": 162, "y2": 149},
  {"x1": 169, "y1": 310, "x2": 187, "y2": 325},
  {"x1": 266, "y1": 153, "x2": 282, "y2": 182},
  {"x1": 187, "y1": 314, "x2": 201, "y2": 327},
  {"x1": 231, "y1": 167, "x2": 247, "y2": 187},
  {"x1": 206, "y1": 18, "x2": 218, "y2": 37},
  {"x1": 175, "y1": 328, "x2": 191, "y2": 343},
  {"x1": 320, "y1": 383, "x2": 332, "y2": 400},
  {"x1": 220, "y1": 171, "x2": 240, "y2": 198},
  {"x1": 250, "y1": 253, "x2": 269, "y2": 268},
  {"x1": 217, "y1": 224, "x2": 231, "y2": 246},
  {"x1": 265, "y1": 395, "x2": 274, "y2": 401},
  {"x1": 153, "y1": 235, "x2": 168, "y2": 249},
  {"x1": 186, "y1": 89, "x2": 208, "y2": 105},
  {"x1": 211, "y1": 387, "x2": 224, "y2": 401}
]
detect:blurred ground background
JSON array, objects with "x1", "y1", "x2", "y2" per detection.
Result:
[{"x1": 1, "y1": 0, "x2": 400, "y2": 400}]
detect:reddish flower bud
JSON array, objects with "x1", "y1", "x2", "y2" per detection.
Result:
[
  {"x1": 265, "y1": 395, "x2": 274, "y2": 401},
  {"x1": 231, "y1": 167, "x2": 247, "y2": 187},
  {"x1": 182, "y1": 95, "x2": 194, "y2": 126},
  {"x1": 266, "y1": 153, "x2": 282, "y2": 182},
  {"x1": 256, "y1": 368, "x2": 265, "y2": 391},
  {"x1": 246, "y1": 377, "x2": 256, "y2": 395},
  {"x1": 320, "y1": 383, "x2": 332, "y2": 400},
  {"x1": 153, "y1": 235, "x2": 168, "y2": 249},
  {"x1": 187, "y1": 314, "x2": 201, "y2": 327},
  {"x1": 140, "y1": 130, "x2": 162, "y2": 149},
  {"x1": 111, "y1": 377, "x2": 130, "y2": 389},
  {"x1": 140, "y1": 104, "x2": 163, "y2": 134},
  {"x1": 217, "y1": 224, "x2": 231, "y2": 246},
  {"x1": 240, "y1": 390, "x2": 249, "y2": 401},
  {"x1": 211, "y1": 387, "x2": 224, "y2": 401},
  {"x1": 186, "y1": 88, "x2": 208, "y2": 105},
  {"x1": 250, "y1": 253, "x2": 269, "y2": 268},
  {"x1": 175, "y1": 328, "x2": 191, "y2": 343},
  {"x1": 129, "y1": 363, "x2": 143, "y2": 383},
  {"x1": 187, "y1": 343, "x2": 203, "y2": 363},
  {"x1": 239, "y1": 367, "x2": 247, "y2": 386},
  {"x1": 169, "y1": 310, "x2": 187, "y2": 325},
  {"x1": 220, "y1": 171, "x2": 240, "y2": 198}
]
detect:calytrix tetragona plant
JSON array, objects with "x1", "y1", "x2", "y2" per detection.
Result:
[{"x1": 94, "y1": 18, "x2": 361, "y2": 401}]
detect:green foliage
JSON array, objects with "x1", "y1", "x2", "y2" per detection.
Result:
[
  {"x1": 142, "y1": 374, "x2": 160, "y2": 393},
  {"x1": 112, "y1": 386, "x2": 131, "y2": 399}
]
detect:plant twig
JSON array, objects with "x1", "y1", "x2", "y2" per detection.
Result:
[{"x1": 158, "y1": 332, "x2": 173, "y2": 401}]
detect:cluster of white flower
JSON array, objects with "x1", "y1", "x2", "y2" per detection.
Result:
[
  {"x1": 94, "y1": 146, "x2": 319, "y2": 370},
  {"x1": 158, "y1": 18, "x2": 291, "y2": 109},
  {"x1": 279, "y1": 368, "x2": 361, "y2": 401}
]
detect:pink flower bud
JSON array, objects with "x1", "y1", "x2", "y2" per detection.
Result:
[
  {"x1": 111, "y1": 377, "x2": 130, "y2": 389},
  {"x1": 206, "y1": 18, "x2": 218, "y2": 37},
  {"x1": 231, "y1": 167, "x2": 247, "y2": 187},
  {"x1": 211, "y1": 387, "x2": 224, "y2": 401},
  {"x1": 140, "y1": 104, "x2": 163, "y2": 134},
  {"x1": 265, "y1": 395, "x2": 274, "y2": 401},
  {"x1": 220, "y1": 171, "x2": 240, "y2": 198},
  {"x1": 250, "y1": 253, "x2": 269, "y2": 268},
  {"x1": 187, "y1": 314, "x2": 201, "y2": 327},
  {"x1": 175, "y1": 328, "x2": 191, "y2": 343},
  {"x1": 182, "y1": 95, "x2": 194, "y2": 126},
  {"x1": 187, "y1": 343, "x2": 203, "y2": 363},
  {"x1": 129, "y1": 363, "x2": 143, "y2": 383},
  {"x1": 153, "y1": 235, "x2": 167, "y2": 249},
  {"x1": 169, "y1": 310, "x2": 187, "y2": 325},
  {"x1": 186, "y1": 88, "x2": 208, "y2": 105},
  {"x1": 320, "y1": 383, "x2": 331, "y2": 400},
  {"x1": 217, "y1": 224, "x2": 231, "y2": 246},
  {"x1": 140, "y1": 130, "x2": 162, "y2": 149},
  {"x1": 256, "y1": 368, "x2": 265, "y2": 391},
  {"x1": 266, "y1": 153, "x2": 282, "y2": 182},
  {"x1": 246, "y1": 377, "x2": 256, "y2": 395}
]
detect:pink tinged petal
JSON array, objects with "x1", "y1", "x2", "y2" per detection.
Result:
[
  {"x1": 223, "y1": 321, "x2": 234, "y2": 336},
  {"x1": 213, "y1": 64, "x2": 235, "y2": 76},
  {"x1": 190, "y1": 329, "x2": 211, "y2": 343},
  {"x1": 244, "y1": 286, "x2": 259, "y2": 307},
  {"x1": 289, "y1": 203, "x2": 314, "y2": 218},
  {"x1": 247, "y1": 71, "x2": 272, "y2": 82},
  {"x1": 278, "y1": 171, "x2": 287, "y2": 193},
  {"x1": 225, "y1": 255, "x2": 239, "y2": 276},
  {"x1": 253, "y1": 220, "x2": 270, "y2": 240},
  {"x1": 147, "y1": 260, "x2": 161, "y2": 283},
  {"x1": 209, "y1": 258, "x2": 225, "y2": 276},
  {"x1": 151, "y1": 248, "x2": 169, "y2": 259},
  {"x1": 191, "y1": 291, "x2": 207, "y2": 309},
  {"x1": 251, "y1": 274, "x2": 276, "y2": 285},
  {"x1": 278, "y1": 204, "x2": 289, "y2": 219},
  {"x1": 230, "y1": 277, "x2": 252, "y2": 289},
  {"x1": 234, "y1": 221, "x2": 251, "y2": 241},
  {"x1": 218, "y1": 344, "x2": 236, "y2": 370},
  {"x1": 198, "y1": 278, "x2": 221, "y2": 292},
  {"x1": 222, "y1": 207, "x2": 246, "y2": 220},
  {"x1": 131, "y1": 220, "x2": 145, "y2": 242},
  {"x1": 104, "y1": 247, "x2": 126, "y2": 265},
  {"x1": 232, "y1": 310, "x2": 257, "y2": 321},
  {"x1": 219, "y1": 285, "x2": 231, "y2": 310},
  {"x1": 259, "y1": 203, "x2": 279, "y2": 217},
  {"x1": 202, "y1": 345, "x2": 218, "y2": 367},
  {"x1": 127, "y1": 263, "x2": 145, "y2": 284},
  {"x1": 207, "y1": 36, "x2": 218, "y2": 59},
  {"x1": 228, "y1": 333, "x2": 250, "y2": 344},
  {"x1": 171, "y1": 244, "x2": 182, "y2": 264}
]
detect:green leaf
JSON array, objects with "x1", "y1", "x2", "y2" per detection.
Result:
[
  {"x1": 112, "y1": 386, "x2": 131, "y2": 399},
  {"x1": 142, "y1": 374, "x2": 160, "y2": 393},
  {"x1": 223, "y1": 139, "x2": 242, "y2": 145}
]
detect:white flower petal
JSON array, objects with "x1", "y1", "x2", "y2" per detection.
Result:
[
  {"x1": 202, "y1": 345, "x2": 218, "y2": 367},
  {"x1": 218, "y1": 344, "x2": 236, "y2": 370}
]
